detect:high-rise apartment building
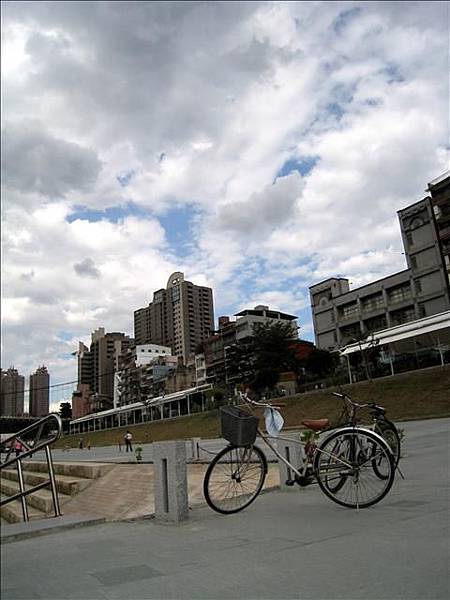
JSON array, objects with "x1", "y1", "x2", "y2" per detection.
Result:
[
  {"x1": 310, "y1": 174, "x2": 450, "y2": 350},
  {"x1": 134, "y1": 272, "x2": 214, "y2": 364},
  {"x1": 0, "y1": 368, "x2": 25, "y2": 417},
  {"x1": 29, "y1": 366, "x2": 50, "y2": 417},
  {"x1": 75, "y1": 328, "x2": 134, "y2": 410}
]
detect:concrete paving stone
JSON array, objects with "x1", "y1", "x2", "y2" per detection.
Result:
[{"x1": 1, "y1": 417, "x2": 448, "y2": 600}]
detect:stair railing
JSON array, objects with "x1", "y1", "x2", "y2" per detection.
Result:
[{"x1": 0, "y1": 414, "x2": 63, "y2": 522}]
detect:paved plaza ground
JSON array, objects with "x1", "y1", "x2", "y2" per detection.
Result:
[{"x1": 1, "y1": 417, "x2": 449, "y2": 599}]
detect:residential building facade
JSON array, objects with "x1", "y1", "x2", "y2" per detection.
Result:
[
  {"x1": 117, "y1": 344, "x2": 177, "y2": 406},
  {"x1": 71, "y1": 383, "x2": 93, "y2": 419},
  {"x1": 0, "y1": 368, "x2": 25, "y2": 417},
  {"x1": 310, "y1": 175, "x2": 450, "y2": 351},
  {"x1": 134, "y1": 272, "x2": 214, "y2": 365},
  {"x1": 428, "y1": 171, "x2": 450, "y2": 285},
  {"x1": 29, "y1": 366, "x2": 50, "y2": 417},
  {"x1": 75, "y1": 328, "x2": 134, "y2": 410},
  {"x1": 203, "y1": 305, "x2": 299, "y2": 388}
]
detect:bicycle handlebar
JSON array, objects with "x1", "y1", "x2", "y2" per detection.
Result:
[
  {"x1": 238, "y1": 391, "x2": 285, "y2": 410},
  {"x1": 331, "y1": 391, "x2": 385, "y2": 413}
]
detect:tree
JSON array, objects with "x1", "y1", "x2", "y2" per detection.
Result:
[
  {"x1": 226, "y1": 321, "x2": 300, "y2": 395},
  {"x1": 304, "y1": 349, "x2": 339, "y2": 379},
  {"x1": 59, "y1": 402, "x2": 72, "y2": 419}
]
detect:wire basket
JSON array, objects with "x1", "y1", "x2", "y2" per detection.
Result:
[{"x1": 220, "y1": 405, "x2": 259, "y2": 447}]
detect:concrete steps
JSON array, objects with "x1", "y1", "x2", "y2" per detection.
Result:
[
  {"x1": 1, "y1": 468, "x2": 92, "y2": 496},
  {"x1": 1, "y1": 494, "x2": 46, "y2": 523},
  {"x1": 0, "y1": 461, "x2": 114, "y2": 524}
]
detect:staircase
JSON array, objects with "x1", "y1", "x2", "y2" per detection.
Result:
[{"x1": 1, "y1": 461, "x2": 113, "y2": 524}]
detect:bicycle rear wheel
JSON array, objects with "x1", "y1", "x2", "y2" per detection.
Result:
[
  {"x1": 203, "y1": 445, "x2": 267, "y2": 514},
  {"x1": 374, "y1": 421, "x2": 401, "y2": 470},
  {"x1": 314, "y1": 429, "x2": 395, "y2": 509}
]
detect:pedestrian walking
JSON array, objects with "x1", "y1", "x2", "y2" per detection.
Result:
[
  {"x1": 79, "y1": 437, "x2": 84, "y2": 450},
  {"x1": 124, "y1": 431, "x2": 133, "y2": 452}
]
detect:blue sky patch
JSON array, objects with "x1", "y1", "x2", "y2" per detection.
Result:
[
  {"x1": 276, "y1": 156, "x2": 318, "y2": 179},
  {"x1": 66, "y1": 202, "x2": 150, "y2": 223},
  {"x1": 158, "y1": 204, "x2": 200, "y2": 256},
  {"x1": 116, "y1": 170, "x2": 135, "y2": 187},
  {"x1": 326, "y1": 102, "x2": 345, "y2": 120},
  {"x1": 333, "y1": 7, "x2": 362, "y2": 35},
  {"x1": 384, "y1": 65, "x2": 405, "y2": 84},
  {"x1": 58, "y1": 331, "x2": 74, "y2": 342}
]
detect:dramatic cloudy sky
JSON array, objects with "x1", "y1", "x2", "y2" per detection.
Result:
[{"x1": 2, "y1": 1, "x2": 449, "y2": 406}]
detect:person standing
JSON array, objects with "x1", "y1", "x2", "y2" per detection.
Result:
[
  {"x1": 14, "y1": 439, "x2": 23, "y2": 457},
  {"x1": 124, "y1": 431, "x2": 133, "y2": 452}
]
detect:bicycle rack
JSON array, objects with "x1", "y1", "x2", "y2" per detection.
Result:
[{"x1": 0, "y1": 414, "x2": 63, "y2": 522}]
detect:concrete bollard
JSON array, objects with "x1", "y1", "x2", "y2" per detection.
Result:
[
  {"x1": 190, "y1": 437, "x2": 201, "y2": 461},
  {"x1": 277, "y1": 434, "x2": 305, "y2": 491},
  {"x1": 153, "y1": 440, "x2": 189, "y2": 523}
]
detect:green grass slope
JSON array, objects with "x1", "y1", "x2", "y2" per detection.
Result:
[{"x1": 56, "y1": 365, "x2": 450, "y2": 448}]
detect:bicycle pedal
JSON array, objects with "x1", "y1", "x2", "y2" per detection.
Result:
[
  {"x1": 285, "y1": 479, "x2": 296, "y2": 487},
  {"x1": 296, "y1": 475, "x2": 313, "y2": 487}
]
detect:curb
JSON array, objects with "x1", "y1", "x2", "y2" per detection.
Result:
[{"x1": 1, "y1": 514, "x2": 106, "y2": 544}]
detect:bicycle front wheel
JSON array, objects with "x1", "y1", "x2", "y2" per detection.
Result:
[
  {"x1": 203, "y1": 445, "x2": 267, "y2": 514},
  {"x1": 314, "y1": 429, "x2": 395, "y2": 509}
]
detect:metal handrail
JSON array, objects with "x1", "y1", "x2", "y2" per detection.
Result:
[{"x1": 0, "y1": 413, "x2": 62, "y2": 522}]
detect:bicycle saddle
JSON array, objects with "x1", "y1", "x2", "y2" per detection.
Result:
[{"x1": 301, "y1": 419, "x2": 330, "y2": 431}]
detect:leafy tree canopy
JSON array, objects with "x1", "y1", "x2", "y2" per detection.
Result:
[
  {"x1": 302, "y1": 348, "x2": 339, "y2": 379},
  {"x1": 227, "y1": 320, "x2": 300, "y2": 394},
  {"x1": 59, "y1": 402, "x2": 72, "y2": 419}
]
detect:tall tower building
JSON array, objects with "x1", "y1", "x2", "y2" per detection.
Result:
[
  {"x1": 0, "y1": 368, "x2": 25, "y2": 417},
  {"x1": 75, "y1": 328, "x2": 134, "y2": 409},
  {"x1": 134, "y1": 272, "x2": 214, "y2": 364},
  {"x1": 29, "y1": 366, "x2": 50, "y2": 417}
]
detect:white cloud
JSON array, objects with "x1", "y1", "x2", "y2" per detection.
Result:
[{"x1": 2, "y1": 1, "x2": 448, "y2": 387}]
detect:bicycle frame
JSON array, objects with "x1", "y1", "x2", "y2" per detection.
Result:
[
  {"x1": 256, "y1": 424, "x2": 390, "y2": 480},
  {"x1": 237, "y1": 393, "x2": 387, "y2": 482}
]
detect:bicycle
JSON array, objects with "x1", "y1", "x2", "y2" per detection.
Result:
[
  {"x1": 332, "y1": 392, "x2": 401, "y2": 469},
  {"x1": 303, "y1": 391, "x2": 402, "y2": 474},
  {"x1": 203, "y1": 392, "x2": 396, "y2": 514}
]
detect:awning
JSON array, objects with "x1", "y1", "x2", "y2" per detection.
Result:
[
  {"x1": 70, "y1": 384, "x2": 211, "y2": 425},
  {"x1": 340, "y1": 310, "x2": 450, "y2": 356}
]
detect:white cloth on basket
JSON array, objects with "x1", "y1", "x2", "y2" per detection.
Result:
[{"x1": 264, "y1": 407, "x2": 284, "y2": 437}]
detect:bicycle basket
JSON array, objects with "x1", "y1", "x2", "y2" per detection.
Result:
[{"x1": 220, "y1": 405, "x2": 259, "y2": 447}]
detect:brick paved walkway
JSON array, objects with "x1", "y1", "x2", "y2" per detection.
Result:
[{"x1": 62, "y1": 463, "x2": 281, "y2": 521}]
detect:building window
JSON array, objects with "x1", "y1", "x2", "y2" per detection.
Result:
[
  {"x1": 361, "y1": 294, "x2": 384, "y2": 313},
  {"x1": 410, "y1": 217, "x2": 424, "y2": 229},
  {"x1": 410, "y1": 256, "x2": 418, "y2": 269},
  {"x1": 415, "y1": 279, "x2": 422, "y2": 293},
  {"x1": 341, "y1": 303, "x2": 358, "y2": 319},
  {"x1": 363, "y1": 315, "x2": 387, "y2": 333},
  {"x1": 339, "y1": 324, "x2": 361, "y2": 343},
  {"x1": 406, "y1": 232, "x2": 413, "y2": 246},
  {"x1": 390, "y1": 307, "x2": 416, "y2": 326},
  {"x1": 171, "y1": 286, "x2": 180, "y2": 303},
  {"x1": 388, "y1": 284, "x2": 412, "y2": 304}
]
